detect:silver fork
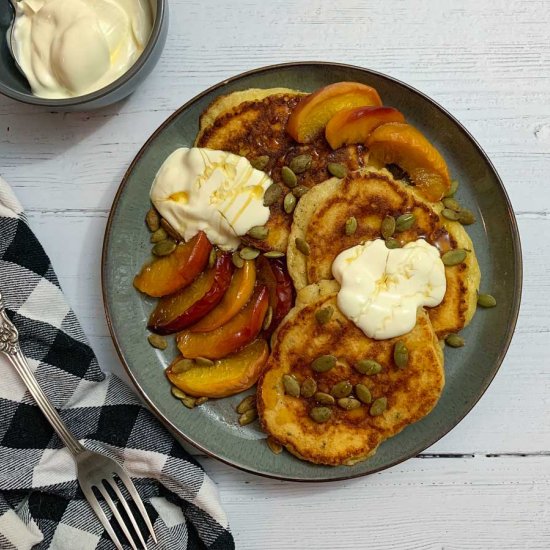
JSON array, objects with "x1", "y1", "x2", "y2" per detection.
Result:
[{"x1": 0, "y1": 293, "x2": 157, "y2": 550}]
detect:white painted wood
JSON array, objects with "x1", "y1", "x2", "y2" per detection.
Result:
[{"x1": 1, "y1": 0, "x2": 549, "y2": 547}]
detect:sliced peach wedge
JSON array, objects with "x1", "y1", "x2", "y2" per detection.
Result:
[
  {"x1": 325, "y1": 106, "x2": 405, "y2": 150},
  {"x1": 366, "y1": 122, "x2": 451, "y2": 201},
  {"x1": 286, "y1": 82, "x2": 382, "y2": 143},
  {"x1": 166, "y1": 339, "x2": 269, "y2": 398}
]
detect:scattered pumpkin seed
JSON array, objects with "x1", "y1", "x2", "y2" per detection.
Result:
[
  {"x1": 315, "y1": 306, "x2": 334, "y2": 325},
  {"x1": 239, "y1": 408, "x2": 258, "y2": 426},
  {"x1": 240, "y1": 247, "x2": 261, "y2": 260},
  {"x1": 160, "y1": 218, "x2": 180, "y2": 241},
  {"x1": 263, "y1": 183, "x2": 282, "y2": 206},
  {"x1": 290, "y1": 154, "x2": 312, "y2": 174},
  {"x1": 263, "y1": 250, "x2": 285, "y2": 258},
  {"x1": 171, "y1": 358, "x2": 195, "y2": 374},
  {"x1": 292, "y1": 185, "x2": 309, "y2": 198},
  {"x1": 281, "y1": 166, "x2": 298, "y2": 188},
  {"x1": 247, "y1": 225, "x2": 269, "y2": 240},
  {"x1": 354, "y1": 359, "x2": 382, "y2": 375},
  {"x1": 385, "y1": 237, "x2": 401, "y2": 249},
  {"x1": 232, "y1": 251, "x2": 245, "y2": 268},
  {"x1": 445, "y1": 179, "x2": 459, "y2": 197},
  {"x1": 181, "y1": 396, "x2": 196, "y2": 409},
  {"x1": 395, "y1": 213, "x2": 416, "y2": 232},
  {"x1": 458, "y1": 208, "x2": 476, "y2": 225},
  {"x1": 147, "y1": 333, "x2": 167, "y2": 350},
  {"x1": 369, "y1": 397, "x2": 387, "y2": 416},
  {"x1": 263, "y1": 306, "x2": 273, "y2": 331},
  {"x1": 236, "y1": 394, "x2": 257, "y2": 414},
  {"x1": 338, "y1": 397, "x2": 361, "y2": 411},
  {"x1": 355, "y1": 384, "x2": 372, "y2": 404},
  {"x1": 477, "y1": 293, "x2": 497, "y2": 308},
  {"x1": 171, "y1": 386, "x2": 187, "y2": 399},
  {"x1": 442, "y1": 197, "x2": 461, "y2": 211},
  {"x1": 266, "y1": 436, "x2": 283, "y2": 454},
  {"x1": 381, "y1": 215, "x2": 396, "y2": 239},
  {"x1": 283, "y1": 374, "x2": 301, "y2": 397},
  {"x1": 441, "y1": 249, "x2": 467, "y2": 266},
  {"x1": 195, "y1": 356, "x2": 215, "y2": 367},
  {"x1": 152, "y1": 240, "x2": 176, "y2": 257},
  {"x1": 445, "y1": 333, "x2": 465, "y2": 348},
  {"x1": 327, "y1": 162, "x2": 348, "y2": 179},
  {"x1": 345, "y1": 216, "x2": 358, "y2": 236},
  {"x1": 250, "y1": 155, "x2": 269, "y2": 170},
  {"x1": 150, "y1": 227, "x2": 167, "y2": 243},
  {"x1": 331, "y1": 381, "x2": 353, "y2": 399},
  {"x1": 310, "y1": 406, "x2": 332, "y2": 423},
  {"x1": 314, "y1": 392, "x2": 336, "y2": 406},
  {"x1": 208, "y1": 248, "x2": 217, "y2": 269},
  {"x1": 301, "y1": 377, "x2": 317, "y2": 398},
  {"x1": 146, "y1": 208, "x2": 160, "y2": 232},
  {"x1": 393, "y1": 341, "x2": 409, "y2": 369},
  {"x1": 195, "y1": 397, "x2": 209, "y2": 406},
  {"x1": 295, "y1": 237, "x2": 310, "y2": 256},
  {"x1": 311, "y1": 354, "x2": 337, "y2": 373},
  {"x1": 284, "y1": 192, "x2": 297, "y2": 214},
  {"x1": 442, "y1": 208, "x2": 460, "y2": 221}
]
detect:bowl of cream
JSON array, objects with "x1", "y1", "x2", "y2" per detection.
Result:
[{"x1": 0, "y1": 0, "x2": 168, "y2": 109}]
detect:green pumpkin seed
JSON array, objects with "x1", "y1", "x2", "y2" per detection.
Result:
[
  {"x1": 290, "y1": 154, "x2": 312, "y2": 174},
  {"x1": 355, "y1": 384, "x2": 372, "y2": 404},
  {"x1": 381, "y1": 215, "x2": 396, "y2": 239},
  {"x1": 195, "y1": 357, "x2": 214, "y2": 367},
  {"x1": 315, "y1": 306, "x2": 334, "y2": 325},
  {"x1": 284, "y1": 192, "x2": 297, "y2": 214},
  {"x1": 263, "y1": 250, "x2": 285, "y2": 258},
  {"x1": 195, "y1": 397, "x2": 209, "y2": 406},
  {"x1": 301, "y1": 377, "x2": 317, "y2": 398},
  {"x1": 354, "y1": 359, "x2": 382, "y2": 375},
  {"x1": 263, "y1": 183, "x2": 282, "y2": 206},
  {"x1": 247, "y1": 225, "x2": 269, "y2": 240},
  {"x1": 262, "y1": 306, "x2": 273, "y2": 331},
  {"x1": 240, "y1": 247, "x2": 261, "y2": 260},
  {"x1": 236, "y1": 394, "x2": 257, "y2": 414},
  {"x1": 395, "y1": 213, "x2": 416, "y2": 232},
  {"x1": 338, "y1": 397, "x2": 361, "y2": 410},
  {"x1": 181, "y1": 396, "x2": 196, "y2": 409},
  {"x1": 146, "y1": 208, "x2": 160, "y2": 232},
  {"x1": 311, "y1": 354, "x2": 337, "y2": 373},
  {"x1": 171, "y1": 386, "x2": 187, "y2": 399},
  {"x1": 266, "y1": 436, "x2": 283, "y2": 454},
  {"x1": 283, "y1": 374, "x2": 301, "y2": 397},
  {"x1": 160, "y1": 218, "x2": 180, "y2": 241},
  {"x1": 477, "y1": 293, "x2": 497, "y2": 308},
  {"x1": 295, "y1": 237, "x2": 310, "y2": 256},
  {"x1": 208, "y1": 248, "x2": 217, "y2": 269},
  {"x1": 314, "y1": 392, "x2": 336, "y2": 406},
  {"x1": 445, "y1": 179, "x2": 459, "y2": 197},
  {"x1": 152, "y1": 240, "x2": 176, "y2": 257},
  {"x1": 239, "y1": 408, "x2": 258, "y2": 426},
  {"x1": 250, "y1": 155, "x2": 269, "y2": 170},
  {"x1": 442, "y1": 208, "x2": 460, "y2": 221},
  {"x1": 458, "y1": 208, "x2": 476, "y2": 225},
  {"x1": 331, "y1": 381, "x2": 353, "y2": 399},
  {"x1": 232, "y1": 251, "x2": 245, "y2": 268},
  {"x1": 150, "y1": 228, "x2": 168, "y2": 243},
  {"x1": 445, "y1": 333, "x2": 465, "y2": 348},
  {"x1": 393, "y1": 341, "x2": 409, "y2": 369},
  {"x1": 327, "y1": 162, "x2": 348, "y2": 179},
  {"x1": 369, "y1": 397, "x2": 387, "y2": 416},
  {"x1": 385, "y1": 237, "x2": 401, "y2": 249},
  {"x1": 441, "y1": 249, "x2": 467, "y2": 266},
  {"x1": 310, "y1": 406, "x2": 332, "y2": 423},
  {"x1": 345, "y1": 216, "x2": 358, "y2": 236},
  {"x1": 281, "y1": 166, "x2": 298, "y2": 188},
  {"x1": 171, "y1": 358, "x2": 194, "y2": 374},
  {"x1": 442, "y1": 197, "x2": 461, "y2": 211},
  {"x1": 147, "y1": 334, "x2": 167, "y2": 350},
  {"x1": 292, "y1": 185, "x2": 309, "y2": 198}
]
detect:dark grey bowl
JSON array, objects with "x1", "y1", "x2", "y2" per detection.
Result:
[{"x1": 0, "y1": 0, "x2": 168, "y2": 110}]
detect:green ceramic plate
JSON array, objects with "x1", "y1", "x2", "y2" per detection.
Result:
[{"x1": 102, "y1": 62, "x2": 522, "y2": 481}]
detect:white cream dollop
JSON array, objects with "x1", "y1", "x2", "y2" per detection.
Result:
[
  {"x1": 150, "y1": 148, "x2": 273, "y2": 250},
  {"x1": 332, "y1": 239, "x2": 446, "y2": 340},
  {"x1": 10, "y1": 0, "x2": 153, "y2": 99}
]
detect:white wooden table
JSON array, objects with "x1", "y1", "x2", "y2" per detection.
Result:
[{"x1": 1, "y1": 0, "x2": 549, "y2": 547}]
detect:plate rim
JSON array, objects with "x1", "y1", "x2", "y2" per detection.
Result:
[{"x1": 101, "y1": 61, "x2": 523, "y2": 482}]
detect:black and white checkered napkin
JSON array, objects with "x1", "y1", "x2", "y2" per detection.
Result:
[{"x1": 0, "y1": 178, "x2": 235, "y2": 550}]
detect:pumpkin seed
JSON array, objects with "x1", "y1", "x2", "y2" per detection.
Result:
[
  {"x1": 147, "y1": 334, "x2": 167, "y2": 350},
  {"x1": 195, "y1": 397, "x2": 209, "y2": 406},
  {"x1": 441, "y1": 249, "x2": 467, "y2": 266},
  {"x1": 232, "y1": 251, "x2": 245, "y2": 268},
  {"x1": 393, "y1": 341, "x2": 409, "y2": 369},
  {"x1": 311, "y1": 354, "x2": 337, "y2": 373},
  {"x1": 181, "y1": 396, "x2": 196, "y2": 409},
  {"x1": 354, "y1": 359, "x2": 382, "y2": 375},
  {"x1": 146, "y1": 208, "x2": 160, "y2": 232},
  {"x1": 171, "y1": 358, "x2": 194, "y2": 374},
  {"x1": 281, "y1": 166, "x2": 298, "y2": 188},
  {"x1": 338, "y1": 397, "x2": 361, "y2": 411},
  {"x1": 263, "y1": 183, "x2": 282, "y2": 206},
  {"x1": 301, "y1": 377, "x2": 317, "y2": 398},
  {"x1": 263, "y1": 306, "x2": 273, "y2": 331},
  {"x1": 247, "y1": 225, "x2": 269, "y2": 240},
  {"x1": 239, "y1": 408, "x2": 258, "y2": 426},
  {"x1": 442, "y1": 208, "x2": 460, "y2": 221},
  {"x1": 395, "y1": 213, "x2": 416, "y2": 232},
  {"x1": 152, "y1": 240, "x2": 176, "y2": 257},
  {"x1": 292, "y1": 185, "x2": 309, "y2": 198},
  {"x1": 345, "y1": 216, "x2": 358, "y2": 236},
  {"x1": 327, "y1": 162, "x2": 348, "y2": 179},
  {"x1": 236, "y1": 394, "x2": 257, "y2": 414},
  {"x1": 458, "y1": 208, "x2": 476, "y2": 225},
  {"x1": 369, "y1": 397, "x2": 387, "y2": 416},
  {"x1": 385, "y1": 237, "x2": 401, "y2": 249},
  {"x1": 160, "y1": 218, "x2": 180, "y2": 241},
  {"x1": 250, "y1": 155, "x2": 269, "y2": 170},
  {"x1": 331, "y1": 381, "x2": 353, "y2": 399},
  {"x1": 171, "y1": 386, "x2": 187, "y2": 399},
  {"x1": 208, "y1": 248, "x2": 217, "y2": 269},
  {"x1": 477, "y1": 293, "x2": 497, "y2": 308},
  {"x1": 240, "y1": 247, "x2": 260, "y2": 260},
  {"x1": 442, "y1": 197, "x2": 460, "y2": 211},
  {"x1": 314, "y1": 392, "x2": 336, "y2": 406},
  {"x1": 381, "y1": 215, "x2": 396, "y2": 239},
  {"x1": 445, "y1": 179, "x2": 459, "y2": 197},
  {"x1": 150, "y1": 228, "x2": 167, "y2": 243},
  {"x1": 284, "y1": 192, "x2": 297, "y2": 214},
  {"x1": 445, "y1": 333, "x2": 465, "y2": 348},
  {"x1": 266, "y1": 436, "x2": 283, "y2": 454},
  {"x1": 310, "y1": 406, "x2": 332, "y2": 423},
  {"x1": 283, "y1": 374, "x2": 301, "y2": 397},
  {"x1": 195, "y1": 357, "x2": 215, "y2": 367},
  {"x1": 295, "y1": 237, "x2": 310, "y2": 256},
  {"x1": 290, "y1": 154, "x2": 312, "y2": 174},
  {"x1": 355, "y1": 384, "x2": 372, "y2": 404},
  {"x1": 315, "y1": 306, "x2": 334, "y2": 325},
  {"x1": 263, "y1": 250, "x2": 285, "y2": 258}
]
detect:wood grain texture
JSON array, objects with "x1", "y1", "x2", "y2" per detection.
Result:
[{"x1": 1, "y1": 0, "x2": 549, "y2": 547}]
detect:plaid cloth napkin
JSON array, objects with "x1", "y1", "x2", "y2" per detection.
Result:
[{"x1": 0, "y1": 178, "x2": 235, "y2": 550}]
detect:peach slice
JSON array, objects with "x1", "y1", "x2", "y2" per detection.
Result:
[
  {"x1": 166, "y1": 339, "x2": 269, "y2": 398},
  {"x1": 190, "y1": 259, "x2": 256, "y2": 333},
  {"x1": 286, "y1": 82, "x2": 382, "y2": 143},
  {"x1": 366, "y1": 122, "x2": 451, "y2": 201},
  {"x1": 325, "y1": 106, "x2": 405, "y2": 150}
]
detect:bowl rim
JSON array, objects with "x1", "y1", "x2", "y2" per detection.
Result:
[
  {"x1": 0, "y1": 0, "x2": 166, "y2": 107},
  {"x1": 101, "y1": 61, "x2": 523, "y2": 482}
]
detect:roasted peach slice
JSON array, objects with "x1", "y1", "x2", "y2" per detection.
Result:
[
  {"x1": 177, "y1": 286, "x2": 269, "y2": 359},
  {"x1": 190, "y1": 259, "x2": 256, "y2": 333},
  {"x1": 325, "y1": 106, "x2": 405, "y2": 149},
  {"x1": 287, "y1": 82, "x2": 382, "y2": 143},
  {"x1": 366, "y1": 122, "x2": 451, "y2": 201},
  {"x1": 134, "y1": 231, "x2": 212, "y2": 297},
  {"x1": 166, "y1": 339, "x2": 269, "y2": 398},
  {"x1": 148, "y1": 253, "x2": 233, "y2": 334}
]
